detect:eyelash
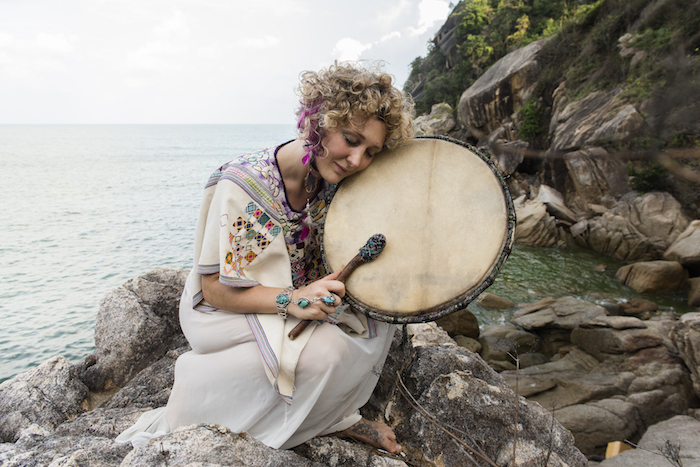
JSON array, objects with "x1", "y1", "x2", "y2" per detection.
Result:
[{"x1": 343, "y1": 133, "x2": 376, "y2": 157}]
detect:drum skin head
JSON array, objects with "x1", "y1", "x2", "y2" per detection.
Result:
[{"x1": 322, "y1": 136, "x2": 515, "y2": 323}]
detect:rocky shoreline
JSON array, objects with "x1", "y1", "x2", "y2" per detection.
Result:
[{"x1": 1, "y1": 267, "x2": 699, "y2": 466}]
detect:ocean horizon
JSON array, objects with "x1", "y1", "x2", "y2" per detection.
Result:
[{"x1": 0, "y1": 124, "x2": 296, "y2": 383}]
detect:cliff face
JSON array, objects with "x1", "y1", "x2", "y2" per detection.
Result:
[{"x1": 408, "y1": 0, "x2": 700, "y2": 239}]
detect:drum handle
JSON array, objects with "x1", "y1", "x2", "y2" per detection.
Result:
[{"x1": 288, "y1": 234, "x2": 386, "y2": 340}]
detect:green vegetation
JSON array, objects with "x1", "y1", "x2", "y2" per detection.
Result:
[
  {"x1": 627, "y1": 161, "x2": 673, "y2": 193},
  {"x1": 406, "y1": 0, "x2": 700, "y2": 144}
]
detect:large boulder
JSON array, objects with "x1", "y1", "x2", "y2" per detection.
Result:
[
  {"x1": 413, "y1": 102, "x2": 456, "y2": 136},
  {"x1": 538, "y1": 184, "x2": 579, "y2": 225},
  {"x1": 563, "y1": 148, "x2": 630, "y2": 213},
  {"x1": 615, "y1": 261, "x2": 687, "y2": 294},
  {"x1": 669, "y1": 312, "x2": 700, "y2": 398},
  {"x1": 664, "y1": 219, "x2": 700, "y2": 270},
  {"x1": 598, "y1": 415, "x2": 700, "y2": 466},
  {"x1": 513, "y1": 196, "x2": 570, "y2": 247},
  {"x1": 458, "y1": 40, "x2": 545, "y2": 137},
  {"x1": 571, "y1": 192, "x2": 690, "y2": 262},
  {"x1": 549, "y1": 89, "x2": 647, "y2": 152},
  {"x1": 84, "y1": 268, "x2": 189, "y2": 389},
  {"x1": 0, "y1": 356, "x2": 88, "y2": 443}
]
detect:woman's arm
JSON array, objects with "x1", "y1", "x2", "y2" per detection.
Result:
[{"x1": 201, "y1": 270, "x2": 344, "y2": 321}]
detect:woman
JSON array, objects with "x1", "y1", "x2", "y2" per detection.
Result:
[{"x1": 116, "y1": 62, "x2": 414, "y2": 453}]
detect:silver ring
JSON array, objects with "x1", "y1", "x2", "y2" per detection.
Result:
[{"x1": 323, "y1": 294, "x2": 336, "y2": 305}]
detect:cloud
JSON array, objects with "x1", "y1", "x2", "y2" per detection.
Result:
[
  {"x1": 380, "y1": 31, "x2": 402, "y2": 43},
  {"x1": 35, "y1": 33, "x2": 75, "y2": 54},
  {"x1": 332, "y1": 38, "x2": 372, "y2": 61},
  {"x1": 238, "y1": 35, "x2": 281, "y2": 49},
  {"x1": 126, "y1": 11, "x2": 190, "y2": 71},
  {"x1": 407, "y1": 0, "x2": 450, "y2": 36}
]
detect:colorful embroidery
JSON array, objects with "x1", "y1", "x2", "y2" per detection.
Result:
[{"x1": 223, "y1": 200, "x2": 281, "y2": 275}]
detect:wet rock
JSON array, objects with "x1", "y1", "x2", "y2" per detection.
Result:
[
  {"x1": 413, "y1": 102, "x2": 455, "y2": 136},
  {"x1": 688, "y1": 278, "x2": 700, "y2": 307},
  {"x1": 618, "y1": 298, "x2": 658, "y2": 316},
  {"x1": 476, "y1": 292, "x2": 515, "y2": 309},
  {"x1": 0, "y1": 356, "x2": 88, "y2": 443},
  {"x1": 615, "y1": 261, "x2": 687, "y2": 294}
]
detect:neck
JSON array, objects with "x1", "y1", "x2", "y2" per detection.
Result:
[{"x1": 277, "y1": 139, "x2": 319, "y2": 211}]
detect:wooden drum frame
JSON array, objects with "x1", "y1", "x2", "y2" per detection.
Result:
[{"x1": 321, "y1": 135, "x2": 516, "y2": 324}]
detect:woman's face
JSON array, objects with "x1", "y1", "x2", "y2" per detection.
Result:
[{"x1": 315, "y1": 116, "x2": 387, "y2": 184}]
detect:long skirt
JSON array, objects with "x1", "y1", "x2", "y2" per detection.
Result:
[{"x1": 116, "y1": 280, "x2": 395, "y2": 449}]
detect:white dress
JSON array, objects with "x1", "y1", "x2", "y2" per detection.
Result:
[{"x1": 116, "y1": 146, "x2": 394, "y2": 449}]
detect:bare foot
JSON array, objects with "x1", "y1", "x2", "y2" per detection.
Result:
[{"x1": 333, "y1": 417, "x2": 402, "y2": 454}]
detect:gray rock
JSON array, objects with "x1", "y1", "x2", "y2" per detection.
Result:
[
  {"x1": 538, "y1": 184, "x2": 579, "y2": 225},
  {"x1": 511, "y1": 296, "x2": 608, "y2": 331},
  {"x1": 688, "y1": 278, "x2": 700, "y2": 307},
  {"x1": 458, "y1": 40, "x2": 545, "y2": 137},
  {"x1": 514, "y1": 196, "x2": 570, "y2": 248},
  {"x1": 615, "y1": 261, "x2": 687, "y2": 294},
  {"x1": 120, "y1": 424, "x2": 321, "y2": 467},
  {"x1": 413, "y1": 102, "x2": 456, "y2": 136},
  {"x1": 563, "y1": 148, "x2": 630, "y2": 214},
  {"x1": 664, "y1": 219, "x2": 700, "y2": 268},
  {"x1": 435, "y1": 307, "x2": 480, "y2": 338},
  {"x1": 670, "y1": 312, "x2": 700, "y2": 398},
  {"x1": 0, "y1": 356, "x2": 88, "y2": 443},
  {"x1": 390, "y1": 345, "x2": 587, "y2": 466},
  {"x1": 476, "y1": 292, "x2": 515, "y2": 309},
  {"x1": 550, "y1": 89, "x2": 627, "y2": 152},
  {"x1": 618, "y1": 298, "x2": 658, "y2": 316},
  {"x1": 572, "y1": 192, "x2": 690, "y2": 262},
  {"x1": 599, "y1": 415, "x2": 700, "y2": 466},
  {"x1": 293, "y1": 437, "x2": 409, "y2": 466},
  {"x1": 554, "y1": 398, "x2": 642, "y2": 458},
  {"x1": 88, "y1": 268, "x2": 189, "y2": 389}
]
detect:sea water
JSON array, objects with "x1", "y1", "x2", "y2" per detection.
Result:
[
  {"x1": 0, "y1": 124, "x2": 296, "y2": 383},
  {"x1": 0, "y1": 125, "x2": 693, "y2": 383}
]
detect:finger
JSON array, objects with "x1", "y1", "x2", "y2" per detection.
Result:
[{"x1": 323, "y1": 269, "x2": 342, "y2": 280}]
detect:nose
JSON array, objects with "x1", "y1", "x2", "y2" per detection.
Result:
[{"x1": 346, "y1": 148, "x2": 363, "y2": 168}]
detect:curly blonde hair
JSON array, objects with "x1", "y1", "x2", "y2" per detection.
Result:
[{"x1": 296, "y1": 62, "x2": 414, "y2": 162}]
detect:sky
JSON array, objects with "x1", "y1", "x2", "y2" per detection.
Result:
[{"x1": 0, "y1": 0, "x2": 452, "y2": 124}]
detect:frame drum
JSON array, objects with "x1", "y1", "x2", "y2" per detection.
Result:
[{"x1": 322, "y1": 136, "x2": 515, "y2": 324}]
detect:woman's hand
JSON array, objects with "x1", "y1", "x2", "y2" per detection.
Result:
[{"x1": 287, "y1": 270, "x2": 345, "y2": 321}]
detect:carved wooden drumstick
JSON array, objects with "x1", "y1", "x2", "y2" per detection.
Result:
[{"x1": 288, "y1": 234, "x2": 386, "y2": 340}]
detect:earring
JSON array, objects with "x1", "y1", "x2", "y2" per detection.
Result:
[{"x1": 305, "y1": 168, "x2": 319, "y2": 193}]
